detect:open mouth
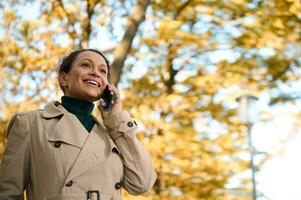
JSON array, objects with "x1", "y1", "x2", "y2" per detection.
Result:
[{"x1": 83, "y1": 79, "x2": 99, "y2": 87}]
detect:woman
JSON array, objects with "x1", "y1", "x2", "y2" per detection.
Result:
[{"x1": 0, "y1": 49, "x2": 157, "y2": 200}]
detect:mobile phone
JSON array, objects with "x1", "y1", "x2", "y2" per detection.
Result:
[{"x1": 99, "y1": 85, "x2": 115, "y2": 111}]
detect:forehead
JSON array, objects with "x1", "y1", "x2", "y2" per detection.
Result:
[{"x1": 74, "y1": 51, "x2": 107, "y2": 66}]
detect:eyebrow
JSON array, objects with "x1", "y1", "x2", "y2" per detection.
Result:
[{"x1": 80, "y1": 58, "x2": 107, "y2": 68}]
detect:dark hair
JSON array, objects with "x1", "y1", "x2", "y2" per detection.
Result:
[{"x1": 58, "y1": 49, "x2": 110, "y2": 92}]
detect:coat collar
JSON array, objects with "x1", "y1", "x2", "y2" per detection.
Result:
[
  {"x1": 41, "y1": 101, "x2": 66, "y2": 119},
  {"x1": 42, "y1": 101, "x2": 105, "y2": 148},
  {"x1": 42, "y1": 101, "x2": 103, "y2": 126}
]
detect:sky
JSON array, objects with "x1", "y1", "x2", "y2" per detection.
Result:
[
  {"x1": 254, "y1": 105, "x2": 301, "y2": 200},
  {"x1": 252, "y1": 78, "x2": 301, "y2": 200},
  {"x1": 259, "y1": 128, "x2": 301, "y2": 200},
  {"x1": 2, "y1": 1, "x2": 301, "y2": 199}
]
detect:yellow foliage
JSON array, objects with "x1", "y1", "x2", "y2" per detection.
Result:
[{"x1": 0, "y1": 0, "x2": 300, "y2": 199}]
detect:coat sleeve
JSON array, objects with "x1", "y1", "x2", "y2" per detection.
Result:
[
  {"x1": 0, "y1": 113, "x2": 31, "y2": 200},
  {"x1": 104, "y1": 111, "x2": 157, "y2": 195}
]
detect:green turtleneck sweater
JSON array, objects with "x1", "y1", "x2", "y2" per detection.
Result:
[{"x1": 61, "y1": 96, "x2": 96, "y2": 133}]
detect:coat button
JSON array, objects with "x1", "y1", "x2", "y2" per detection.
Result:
[
  {"x1": 54, "y1": 141, "x2": 61, "y2": 148},
  {"x1": 115, "y1": 182, "x2": 122, "y2": 190},
  {"x1": 127, "y1": 121, "x2": 133, "y2": 127},
  {"x1": 66, "y1": 180, "x2": 73, "y2": 187}
]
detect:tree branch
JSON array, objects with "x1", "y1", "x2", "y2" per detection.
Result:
[
  {"x1": 110, "y1": 0, "x2": 151, "y2": 86},
  {"x1": 163, "y1": 0, "x2": 193, "y2": 93},
  {"x1": 81, "y1": 0, "x2": 97, "y2": 48},
  {"x1": 175, "y1": 0, "x2": 192, "y2": 19}
]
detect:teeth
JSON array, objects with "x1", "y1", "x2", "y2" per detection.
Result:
[{"x1": 85, "y1": 80, "x2": 99, "y2": 87}]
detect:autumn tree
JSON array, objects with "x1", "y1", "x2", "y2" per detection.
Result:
[
  {"x1": 0, "y1": 0, "x2": 300, "y2": 199},
  {"x1": 122, "y1": 0, "x2": 301, "y2": 199}
]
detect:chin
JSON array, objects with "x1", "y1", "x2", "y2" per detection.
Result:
[
  {"x1": 85, "y1": 93, "x2": 100, "y2": 102},
  {"x1": 89, "y1": 97, "x2": 99, "y2": 102}
]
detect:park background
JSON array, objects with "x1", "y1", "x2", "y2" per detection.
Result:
[{"x1": 0, "y1": 0, "x2": 301, "y2": 199}]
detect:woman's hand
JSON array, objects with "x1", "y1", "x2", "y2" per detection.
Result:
[{"x1": 98, "y1": 84, "x2": 122, "y2": 120}]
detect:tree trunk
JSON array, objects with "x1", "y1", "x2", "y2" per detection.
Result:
[{"x1": 110, "y1": 0, "x2": 150, "y2": 86}]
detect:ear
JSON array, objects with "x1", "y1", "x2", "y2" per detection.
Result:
[{"x1": 58, "y1": 71, "x2": 68, "y2": 88}]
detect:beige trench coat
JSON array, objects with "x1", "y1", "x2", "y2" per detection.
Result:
[{"x1": 0, "y1": 101, "x2": 157, "y2": 200}]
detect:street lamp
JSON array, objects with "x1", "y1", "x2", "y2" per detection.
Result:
[{"x1": 236, "y1": 94, "x2": 259, "y2": 200}]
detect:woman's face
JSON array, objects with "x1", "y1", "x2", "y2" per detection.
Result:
[{"x1": 59, "y1": 51, "x2": 108, "y2": 102}]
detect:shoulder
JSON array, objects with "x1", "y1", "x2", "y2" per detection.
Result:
[
  {"x1": 6, "y1": 101, "x2": 63, "y2": 135},
  {"x1": 11, "y1": 109, "x2": 43, "y2": 122},
  {"x1": 7, "y1": 109, "x2": 44, "y2": 136}
]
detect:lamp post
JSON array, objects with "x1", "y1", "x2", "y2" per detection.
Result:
[{"x1": 236, "y1": 94, "x2": 259, "y2": 200}]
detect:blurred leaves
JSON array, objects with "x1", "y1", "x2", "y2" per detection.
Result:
[{"x1": 1, "y1": 0, "x2": 301, "y2": 199}]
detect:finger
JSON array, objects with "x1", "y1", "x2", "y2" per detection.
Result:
[
  {"x1": 97, "y1": 103, "x2": 105, "y2": 112},
  {"x1": 98, "y1": 104, "x2": 109, "y2": 117},
  {"x1": 108, "y1": 84, "x2": 121, "y2": 101}
]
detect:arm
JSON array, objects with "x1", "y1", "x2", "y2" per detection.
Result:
[
  {"x1": 0, "y1": 113, "x2": 31, "y2": 200},
  {"x1": 104, "y1": 111, "x2": 157, "y2": 195}
]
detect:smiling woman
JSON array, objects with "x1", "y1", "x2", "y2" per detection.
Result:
[
  {"x1": 58, "y1": 49, "x2": 110, "y2": 102},
  {"x1": 0, "y1": 49, "x2": 157, "y2": 200}
]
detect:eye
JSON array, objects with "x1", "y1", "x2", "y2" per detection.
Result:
[
  {"x1": 81, "y1": 62, "x2": 90, "y2": 68},
  {"x1": 99, "y1": 68, "x2": 107, "y2": 74}
]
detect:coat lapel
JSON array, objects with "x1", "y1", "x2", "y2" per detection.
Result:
[
  {"x1": 42, "y1": 101, "x2": 88, "y2": 148},
  {"x1": 48, "y1": 114, "x2": 88, "y2": 148}
]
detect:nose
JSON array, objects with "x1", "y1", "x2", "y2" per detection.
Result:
[{"x1": 90, "y1": 66, "x2": 101, "y2": 77}]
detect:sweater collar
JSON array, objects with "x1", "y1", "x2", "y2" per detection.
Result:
[{"x1": 61, "y1": 96, "x2": 94, "y2": 116}]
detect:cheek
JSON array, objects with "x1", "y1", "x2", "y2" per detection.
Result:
[
  {"x1": 71, "y1": 71, "x2": 84, "y2": 85},
  {"x1": 101, "y1": 75, "x2": 108, "y2": 85},
  {"x1": 67, "y1": 78, "x2": 81, "y2": 91},
  {"x1": 71, "y1": 76, "x2": 82, "y2": 87}
]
